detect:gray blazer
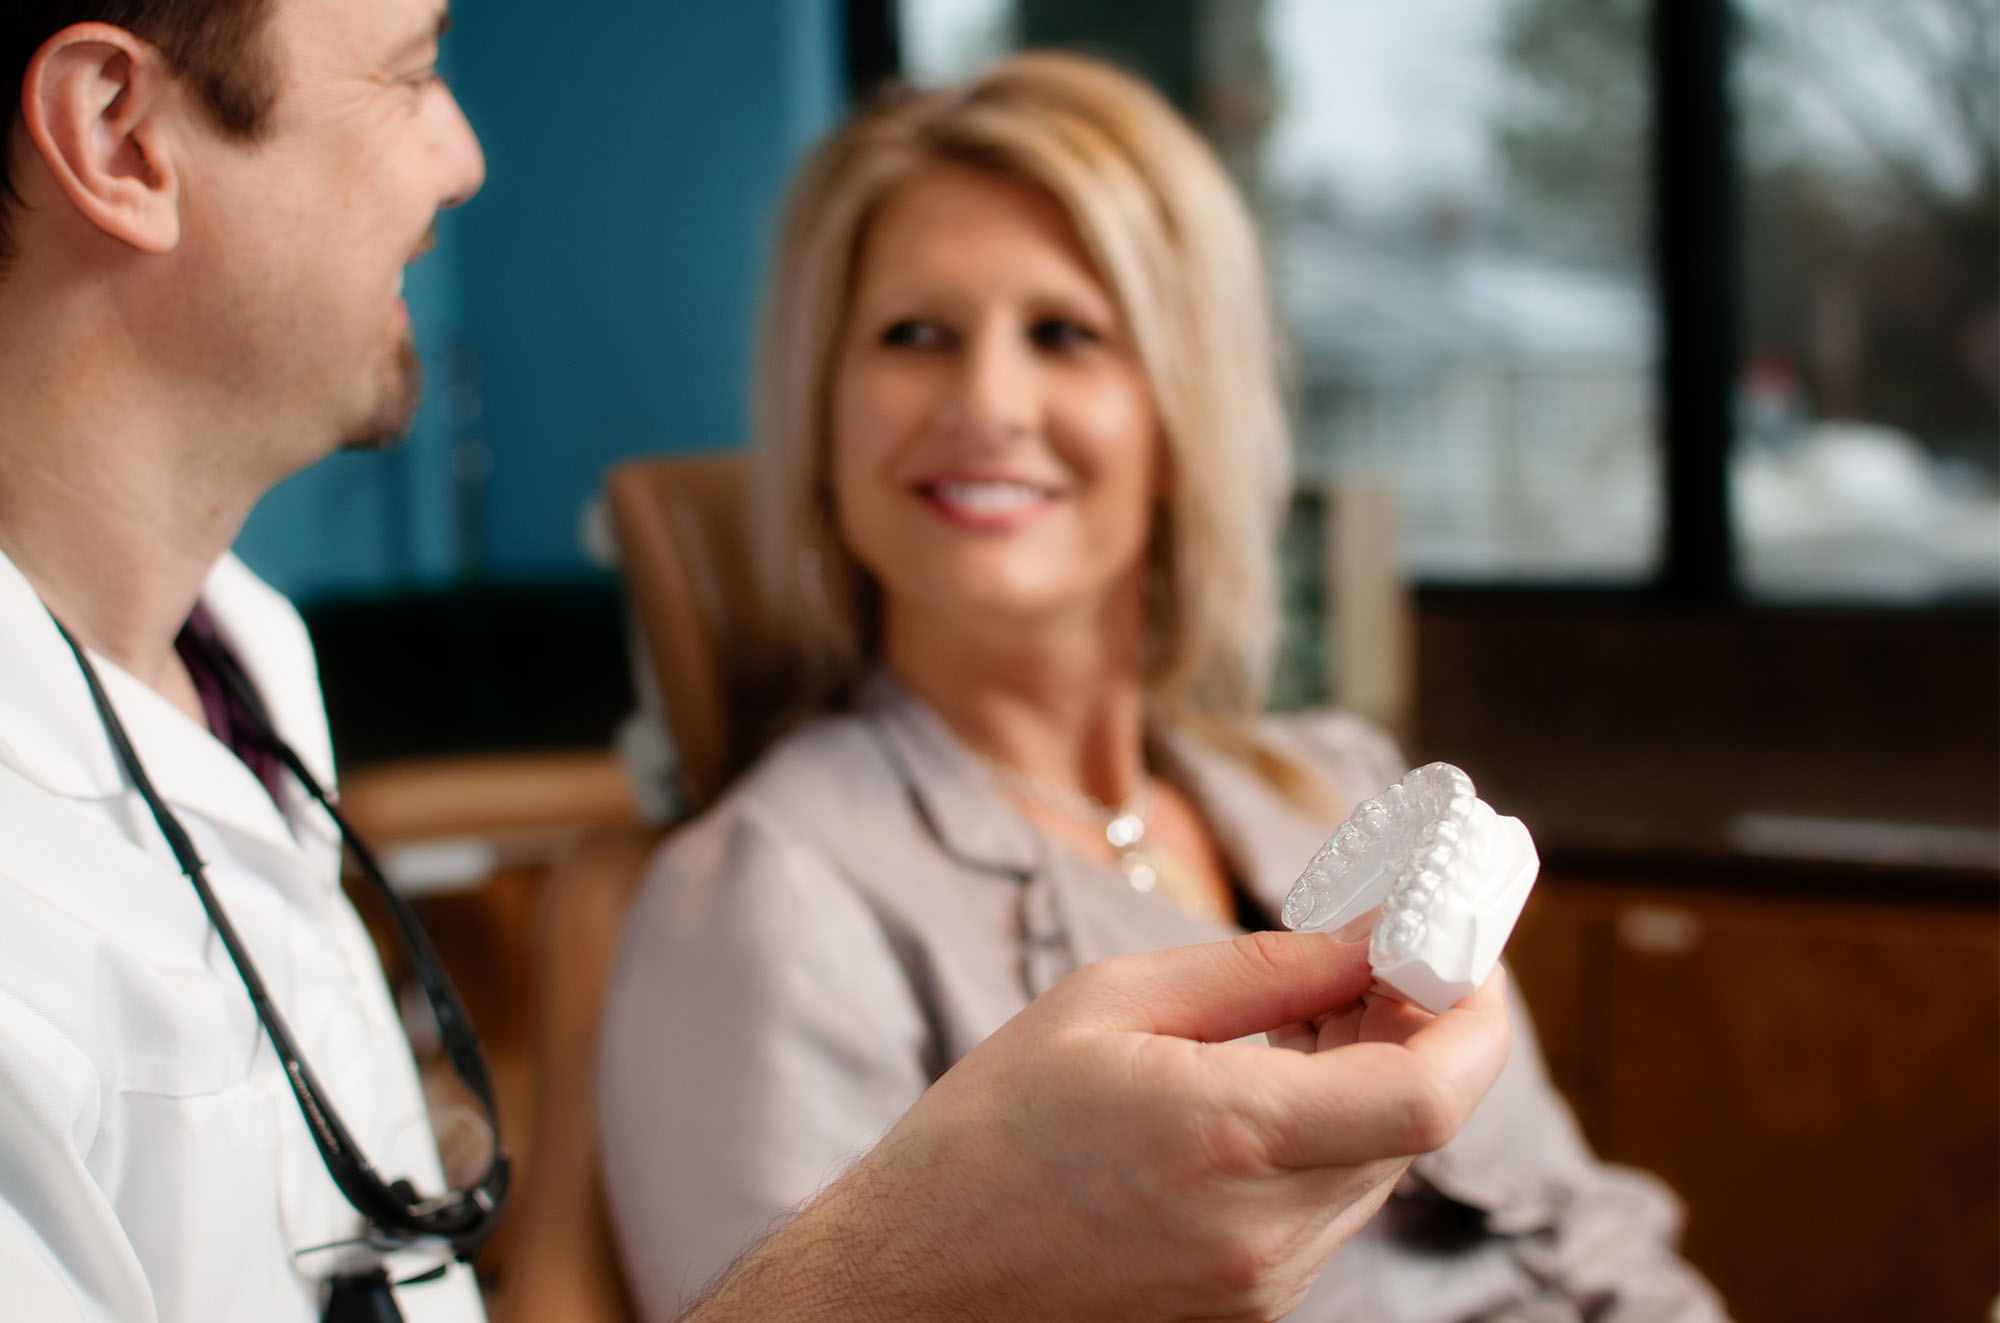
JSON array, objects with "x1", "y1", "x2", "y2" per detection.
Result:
[{"x1": 597, "y1": 675, "x2": 1727, "y2": 1322}]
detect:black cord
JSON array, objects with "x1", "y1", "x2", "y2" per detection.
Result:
[
  {"x1": 50, "y1": 615, "x2": 508, "y2": 1255},
  {"x1": 188, "y1": 630, "x2": 504, "y2": 1132}
]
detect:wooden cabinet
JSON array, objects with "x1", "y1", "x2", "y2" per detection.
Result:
[
  {"x1": 1412, "y1": 596, "x2": 2000, "y2": 1320},
  {"x1": 1509, "y1": 872, "x2": 1999, "y2": 1323}
]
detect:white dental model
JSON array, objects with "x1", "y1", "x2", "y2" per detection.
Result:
[{"x1": 1280, "y1": 762, "x2": 1539, "y2": 1013}]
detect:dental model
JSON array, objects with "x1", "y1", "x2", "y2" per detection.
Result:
[{"x1": 1280, "y1": 762, "x2": 1538, "y2": 1013}]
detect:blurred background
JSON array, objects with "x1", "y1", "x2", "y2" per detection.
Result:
[{"x1": 248, "y1": 3, "x2": 1998, "y2": 1320}]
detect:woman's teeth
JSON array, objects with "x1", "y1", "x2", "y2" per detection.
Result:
[{"x1": 932, "y1": 481, "x2": 1047, "y2": 514}]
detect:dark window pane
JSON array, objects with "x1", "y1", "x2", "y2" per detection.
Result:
[{"x1": 1733, "y1": 0, "x2": 2000, "y2": 601}]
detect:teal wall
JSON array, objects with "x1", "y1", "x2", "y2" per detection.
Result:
[{"x1": 234, "y1": 0, "x2": 843, "y2": 598}]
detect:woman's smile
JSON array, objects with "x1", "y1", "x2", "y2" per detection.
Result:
[{"x1": 914, "y1": 475, "x2": 1063, "y2": 530}]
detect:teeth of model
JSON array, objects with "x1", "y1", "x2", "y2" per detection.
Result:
[
  {"x1": 1371, "y1": 907, "x2": 1427, "y2": 964},
  {"x1": 1397, "y1": 867, "x2": 1444, "y2": 908},
  {"x1": 933, "y1": 481, "x2": 1044, "y2": 514}
]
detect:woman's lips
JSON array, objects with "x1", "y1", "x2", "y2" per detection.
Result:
[{"x1": 916, "y1": 478, "x2": 1059, "y2": 531}]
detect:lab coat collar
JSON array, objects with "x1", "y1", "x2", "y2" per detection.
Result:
[{"x1": 0, "y1": 546, "x2": 339, "y2": 870}]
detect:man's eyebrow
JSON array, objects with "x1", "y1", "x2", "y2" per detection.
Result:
[{"x1": 388, "y1": 10, "x2": 452, "y2": 62}]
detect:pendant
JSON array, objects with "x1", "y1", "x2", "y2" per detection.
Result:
[
  {"x1": 1106, "y1": 812, "x2": 1145, "y2": 851},
  {"x1": 1120, "y1": 852, "x2": 1160, "y2": 893}
]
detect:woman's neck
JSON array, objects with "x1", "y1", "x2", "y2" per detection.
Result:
[{"x1": 882, "y1": 583, "x2": 1151, "y2": 807}]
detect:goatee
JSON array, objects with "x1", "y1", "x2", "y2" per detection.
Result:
[{"x1": 341, "y1": 336, "x2": 424, "y2": 452}]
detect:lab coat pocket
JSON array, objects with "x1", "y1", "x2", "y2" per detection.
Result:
[
  {"x1": 95, "y1": 947, "x2": 258, "y2": 1099},
  {"x1": 104, "y1": 1073, "x2": 303, "y2": 1321}
]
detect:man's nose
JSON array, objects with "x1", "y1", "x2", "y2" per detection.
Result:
[{"x1": 434, "y1": 88, "x2": 487, "y2": 210}]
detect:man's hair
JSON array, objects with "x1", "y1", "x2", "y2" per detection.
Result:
[{"x1": 1, "y1": 0, "x2": 276, "y2": 272}]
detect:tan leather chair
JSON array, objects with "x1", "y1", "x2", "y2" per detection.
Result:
[
  {"x1": 501, "y1": 453, "x2": 755, "y2": 1321},
  {"x1": 603, "y1": 452, "x2": 753, "y2": 812},
  {"x1": 499, "y1": 826, "x2": 656, "y2": 1323}
]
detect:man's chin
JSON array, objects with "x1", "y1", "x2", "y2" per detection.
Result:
[{"x1": 340, "y1": 340, "x2": 424, "y2": 453}]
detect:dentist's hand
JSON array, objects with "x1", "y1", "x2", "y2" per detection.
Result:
[{"x1": 685, "y1": 931, "x2": 1512, "y2": 1323}]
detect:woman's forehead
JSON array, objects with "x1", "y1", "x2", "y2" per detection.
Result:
[{"x1": 851, "y1": 164, "x2": 1116, "y2": 307}]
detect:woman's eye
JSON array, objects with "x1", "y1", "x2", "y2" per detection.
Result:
[
  {"x1": 882, "y1": 319, "x2": 946, "y2": 349},
  {"x1": 1030, "y1": 319, "x2": 1098, "y2": 351}
]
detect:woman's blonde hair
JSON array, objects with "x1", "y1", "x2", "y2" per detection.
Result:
[{"x1": 745, "y1": 51, "x2": 1292, "y2": 755}]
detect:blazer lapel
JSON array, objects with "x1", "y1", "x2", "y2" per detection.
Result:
[{"x1": 858, "y1": 671, "x2": 1043, "y2": 878}]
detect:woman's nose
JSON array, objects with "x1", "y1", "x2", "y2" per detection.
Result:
[{"x1": 942, "y1": 324, "x2": 1038, "y2": 446}]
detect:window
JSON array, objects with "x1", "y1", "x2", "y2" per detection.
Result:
[
  {"x1": 1733, "y1": 0, "x2": 1999, "y2": 601},
  {"x1": 876, "y1": 0, "x2": 1999, "y2": 604}
]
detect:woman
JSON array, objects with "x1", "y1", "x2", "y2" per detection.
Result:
[{"x1": 598, "y1": 52, "x2": 1725, "y2": 1322}]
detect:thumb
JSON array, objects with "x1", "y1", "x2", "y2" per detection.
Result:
[{"x1": 1066, "y1": 932, "x2": 1378, "y2": 1042}]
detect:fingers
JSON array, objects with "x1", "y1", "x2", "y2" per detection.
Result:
[
  {"x1": 1265, "y1": 1020, "x2": 1319, "y2": 1053},
  {"x1": 1310, "y1": 1000, "x2": 1366, "y2": 1051},
  {"x1": 1065, "y1": 931, "x2": 1378, "y2": 1043},
  {"x1": 1244, "y1": 967, "x2": 1513, "y2": 1170}
]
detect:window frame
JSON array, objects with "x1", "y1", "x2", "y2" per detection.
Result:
[{"x1": 848, "y1": 0, "x2": 1998, "y2": 613}]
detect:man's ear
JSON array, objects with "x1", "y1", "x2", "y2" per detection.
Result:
[{"x1": 20, "y1": 23, "x2": 183, "y2": 254}]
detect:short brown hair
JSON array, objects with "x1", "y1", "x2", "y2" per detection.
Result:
[{"x1": 1, "y1": 0, "x2": 277, "y2": 271}]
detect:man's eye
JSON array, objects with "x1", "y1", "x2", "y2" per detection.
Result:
[
  {"x1": 1030, "y1": 319, "x2": 1098, "y2": 351},
  {"x1": 882, "y1": 319, "x2": 946, "y2": 349}
]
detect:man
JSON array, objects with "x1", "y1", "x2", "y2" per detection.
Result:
[{"x1": 0, "y1": 2, "x2": 1511, "y2": 1320}]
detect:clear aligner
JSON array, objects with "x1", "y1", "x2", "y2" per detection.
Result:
[
  {"x1": 1280, "y1": 762, "x2": 1480, "y2": 932},
  {"x1": 1283, "y1": 760, "x2": 1540, "y2": 1014}
]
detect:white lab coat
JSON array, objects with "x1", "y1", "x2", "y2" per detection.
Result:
[{"x1": 0, "y1": 548, "x2": 484, "y2": 1322}]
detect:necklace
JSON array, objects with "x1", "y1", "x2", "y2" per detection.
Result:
[{"x1": 982, "y1": 759, "x2": 1207, "y2": 910}]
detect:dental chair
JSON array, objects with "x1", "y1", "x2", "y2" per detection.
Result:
[{"x1": 501, "y1": 452, "x2": 748, "y2": 1323}]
